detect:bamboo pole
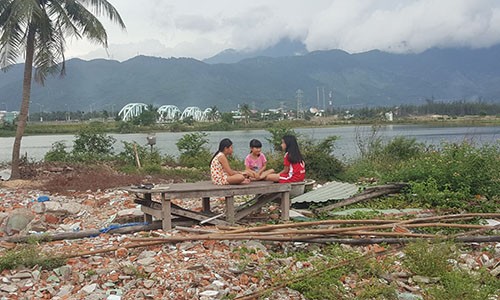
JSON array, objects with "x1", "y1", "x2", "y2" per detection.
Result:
[{"x1": 225, "y1": 219, "x2": 397, "y2": 234}]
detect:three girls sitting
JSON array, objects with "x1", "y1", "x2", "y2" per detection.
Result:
[{"x1": 210, "y1": 135, "x2": 305, "y2": 185}]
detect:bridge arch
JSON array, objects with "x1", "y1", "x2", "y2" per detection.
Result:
[
  {"x1": 180, "y1": 107, "x2": 203, "y2": 122},
  {"x1": 157, "y1": 105, "x2": 181, "y2": 122},
  {"x1": 118, "y1": 103, "x2": 149, "y2": 121}
]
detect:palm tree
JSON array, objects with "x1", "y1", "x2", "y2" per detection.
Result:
[
  {"x1": 240, "y1": 103, "x2": 251, "y2": 124},
  {"x1": 208, "y1": 105, "x2": 219, "y2": 122},
  {"x1": 0, "y1": 0, "x2": 125, "y2": 179}
]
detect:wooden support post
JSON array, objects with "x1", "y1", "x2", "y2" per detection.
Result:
[
  {"x1": 202, "y1": 197, "x2": 211, "y2": 213},
  {"x1": 144, "y1": 213, "x2": 153, "y2": 224},
  {"x1": 225, "y1": 196, "x2": 235, "y2": 224},
  {"x1": 161, "y1": 193, "x2": 172, "y2": 230},
  {"x1": 280, "y1": 191, "x2": 290, "y2": 221},
  {"x1": 144, "y1": 192, "x2": 153, "y2": 223}
]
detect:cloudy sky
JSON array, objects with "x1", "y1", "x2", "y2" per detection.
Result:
[{"x1": 67, "y1": 0, "x2": 500, "y2": 61}]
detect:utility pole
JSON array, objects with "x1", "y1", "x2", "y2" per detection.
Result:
[
  {"x1": 322, "y1": 87, "x2": 326, "y2": 111},
  {"x1": 316, "y1": 87, "x2": 320, "y2": 108},
  {"x1": 296, "y1": 89, "x2": 303, "y2": 119}
]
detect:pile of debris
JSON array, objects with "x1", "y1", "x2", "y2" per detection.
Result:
[{"x1": 0, "y1": 184, "x2": 499, "y2": 299}]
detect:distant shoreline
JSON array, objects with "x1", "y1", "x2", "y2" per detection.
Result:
[{"x1": 1, "y1": 115, "x2": 499, "y2": 137}]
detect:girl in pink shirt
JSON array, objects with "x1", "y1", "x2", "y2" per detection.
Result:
[{"x1": 244, "y1": 139, "x2": 275, "y2": 180}]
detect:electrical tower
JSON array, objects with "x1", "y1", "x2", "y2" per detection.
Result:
[{"x1": 296, "y1": 89, "x2": 304, "y2": 119}]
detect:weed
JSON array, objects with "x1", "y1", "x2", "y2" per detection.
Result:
[
  {"x1": 0, "y1": 245, "x2": 66, "y2": 271},
  {"x1": 288, "y1": 267, "x2": 347, "y2": 300},
  {"x1": 403, "y1": 240, "x2": 453, "y2": 277},
  {"x1": 426, "y1": 269, "x2": 500, "y2": 300},
  {"x1": 355, "y1": 279, "x2": 397, "y2": 300}
]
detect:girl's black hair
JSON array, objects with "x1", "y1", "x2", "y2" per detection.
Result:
[
  {"x1": 249, "y1": 139, "x2": 262, "y2": 150},
  {"x1": 210, "y1": 138, "x2": 233, "y2": 166},
  {"x1": 283, "y1": 135, "x2": 303, "y2": 164}
]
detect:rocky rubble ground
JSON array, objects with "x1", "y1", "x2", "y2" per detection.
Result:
[{"x1": 0, "y1": 184, "x2": 499, "y2": 299}]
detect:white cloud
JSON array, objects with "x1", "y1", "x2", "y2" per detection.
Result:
[{"x1": 66, "y1": 0, "x2": 500, "y2": 61}]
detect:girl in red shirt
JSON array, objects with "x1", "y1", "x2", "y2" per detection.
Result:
[{"x1": 266, "y1": 135, "x2": 305, "y2": 183}]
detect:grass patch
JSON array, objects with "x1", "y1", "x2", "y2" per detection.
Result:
[
  {"x1": 0, "y1": 244, "x2": 66, "y2": 271},
  {"x1": 403, "y1": 240, "x2": 454, "y2": 277}
]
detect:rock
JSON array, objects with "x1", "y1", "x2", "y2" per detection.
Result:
[
  {"x1": 81, "y1": 283, "x2": 98, "y2": 294},
  {"x1": 137, "y1": 257, "x2": 156, "y2": 266},
  {"x1": 11, "y1": 272, "x2": 32, "y2": 280},
  {"x1": 4, "y1": 209, "x2": 34, "y2": 235},
  {"x1": 59, "y1": 266, "x2": 72, "y2": 280},
  {"x1": 44, "y1": 202, "x2": 83, "y2": 216},
  {"x1": 116, "y1": 208, "x2": 143, "y2": 218},
  {"x1": 490, "y1": 265, "x2": 500, "y2": 277},
  {"x1": 199, "y1": 290, "x2": 219, "y2": 297},
  {"x1": 26, "y1": 218, "x2": 47, "y2": 232},
  {"x1": 243, "y1": 241, "x2": 267, "y2": 252},
  {"x1": 0, "y1": 284, "x2": 17, "y2": 293},
  {"x1": 56, "y1": 285, "x2": 73, "y2": 297},
  {"x1": 0, "y1": 212, "x2": 8, "y2": 226},
  {"x1": 411, "y1": 275, "x2": 440, "y2": 284},
  {"x1": 31, "y1": 270, "x2": 40, "y2": 281},
  {"x1": 47, "y1": 275, "x2": 60, "y2": 282},
  {"x1": 397, "y1": 292, "x2": 424, "y2": 300},
  {"x1": 31, "y1": 202, "x2": 46, "y2": 214},
  {"x1": 143, "y1": 280, "x2": 155, "y2": 288},
  {"x1": 58, "y1": 222, "x2": 81, "y2": 232},
  {"x1": 44, "y1": 202, "x2": 63, "y2": 213},
  {"x1": 137, "y1": 250, "x2": 157, "y2": 259}
]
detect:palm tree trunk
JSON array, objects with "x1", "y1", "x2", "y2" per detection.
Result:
[{"x1": 10, "y1": 27, "x2": 35, "y2": 180}]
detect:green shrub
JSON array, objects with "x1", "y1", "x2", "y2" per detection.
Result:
[
  {"x1": 382, "y1": 136, "x2": 424, "y2": 160},
  {"x1": 342, "y1": 136, "x2": 424, "y2": 183},
  {"x1": 72, "y1": 123, "x2": 115, "y2": 161},
  {"x1": 409, "y1": 178, "x2": 470, "y2": 209},
  {"x1": 117, "y1": 121, "x2": 135, "y2": 133},
  {"x1": 266, "y1": 124, "x2": 298, "y2": 151},
  {"x1": 44, "y1": 141, "x2": 70, "y2": 162},
  {"x1": 301, "y1": 136, "x2": 344, "y2": 181},
  {"x1": 176, "y1": 132, "x2": 211, "y2": 169},
  {"x1": 390, "y1": 142, "x2": 500, "y2": 200},
  {"x1": 130, "y1": 105, "x2": 158, "y2": 126},
  {"x1": 115, "y1": 141, "x2": 163, "y2": 168}
]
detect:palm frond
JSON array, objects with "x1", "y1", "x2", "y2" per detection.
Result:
[
  {"x1": 0, "y1": 0, "x2": 34, "y2": 68},
  {"x1": 78, "y1": 0, "x2": 125, "y2": 29},
  {"x1": 33, "y1": 4, "x2": 63, "y2": 84}
]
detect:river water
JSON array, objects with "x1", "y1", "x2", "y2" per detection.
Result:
[{"x1": 0, "y1": 124, "x2": 498, "y2": 163}]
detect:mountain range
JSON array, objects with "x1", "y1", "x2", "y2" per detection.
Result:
[{"x1": 1, "y1": 43, "x2": 500, "y2": 113}]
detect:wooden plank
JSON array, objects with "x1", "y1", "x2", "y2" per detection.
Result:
[
  {"x1": 280, "y1": 191, "x2": 290, "y2": 221},
  {"x1": 226, "y1": 196, "x2": 235, "y2": 224},
  {"x1": 234, "y1": 193, "x2": 280, "y2": 220},
  {"x1": 141, "y1": 205, "x2": 163, "y2": 219},
  {"x1": 170, "y1": 206, "x2": 231, "y2": 226},
  {"x1": 144, "y1": 213, "x2": 153, "y2": 224},
  {"x1": 202, "y1": 197, "x2": 211, "y2": 213},
  {"x1": 161, "y1": 193, "x2": 172, "y2": 230},
  {"x1": 124, "y1": 181, "x2": 291, "y2": 199}
]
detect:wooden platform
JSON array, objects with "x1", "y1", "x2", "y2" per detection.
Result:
[{"x1": 123, "y1": 181, "x2": 291, "y2": 230}]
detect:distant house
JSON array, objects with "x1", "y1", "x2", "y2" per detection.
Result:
[{"x1": 0, "y1": 111, "x2": 18, "y2": 123}]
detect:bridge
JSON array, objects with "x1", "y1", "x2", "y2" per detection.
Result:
[{"x1": 118, "y1": 103, "x2": 217, "y2": 122}]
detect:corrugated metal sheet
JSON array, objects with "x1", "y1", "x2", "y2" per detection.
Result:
[{"x1": 291, "y1": 181, "x2": 359, "y2": 204}]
